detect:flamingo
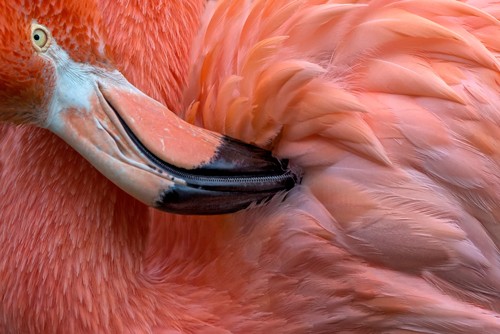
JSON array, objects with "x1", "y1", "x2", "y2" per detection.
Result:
[{"x1": 1, "y1": 0, "x2": 500, "y2": 333}]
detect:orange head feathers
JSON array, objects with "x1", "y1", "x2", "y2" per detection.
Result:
[{"x1": 0, "y1": 1, "x2": 108, "y2": 124}]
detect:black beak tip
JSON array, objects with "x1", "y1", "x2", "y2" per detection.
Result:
[
  {"x1": 153, "y1": 158, "x2": 301, "y2": 215},
  {"x1": 139, "y1": 133, "x2": 301, "y2": 215},
  {"x1": 154, "y1": 164, "x2": 300, "y2": 215}
]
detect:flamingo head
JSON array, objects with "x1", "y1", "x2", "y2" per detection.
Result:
[{"x1": 0, "y1": 1, "x2": 298, "y2": 214}]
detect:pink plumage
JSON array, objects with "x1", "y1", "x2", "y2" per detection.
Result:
[{"x1": 0, "y1": 0, "x2": 499, "y2": 332}]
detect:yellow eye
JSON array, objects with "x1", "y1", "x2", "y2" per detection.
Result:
[{"x1": 31, "y1": 24, "x2": 51, "y2": 52}]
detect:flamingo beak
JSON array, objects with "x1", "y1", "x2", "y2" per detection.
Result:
[{"x1": 48, "y1": 76, "x2": 298, "y2": 215}]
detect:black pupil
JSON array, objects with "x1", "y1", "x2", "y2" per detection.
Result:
[{"x1": 34, "y1": 34, "x2": 40, "y2": 41}]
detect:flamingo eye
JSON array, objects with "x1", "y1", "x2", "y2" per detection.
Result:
[{"x1": 31, "y1": 24, "x2": 51, "y2": 52}]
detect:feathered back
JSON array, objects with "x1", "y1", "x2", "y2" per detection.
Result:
[{"x1": 183, "y1": 0, "x2": 500, "y2": 329}]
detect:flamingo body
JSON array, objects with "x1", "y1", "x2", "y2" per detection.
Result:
[{"x1": 1, "y1": 0, "x2": 500, "y2": 333}]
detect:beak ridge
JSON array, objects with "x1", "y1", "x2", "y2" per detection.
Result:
[{"x1": 109, "y1": 93, "x2": 299, "y2": 214}]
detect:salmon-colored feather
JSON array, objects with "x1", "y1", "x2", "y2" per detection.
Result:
[
  {"x1": 183, "y1": 0, "x2": 500, "y2": 328},
  {"x1": 1, "y1": 0, "x2": 500, "y2": 333}
]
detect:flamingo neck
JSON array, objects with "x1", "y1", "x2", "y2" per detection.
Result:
[
  {"x1": 0, "y1": 126, "x2": 153, "y2": 332},
  {"x1": 98, "y1": 0, "x2": 206, "y2": 111}
]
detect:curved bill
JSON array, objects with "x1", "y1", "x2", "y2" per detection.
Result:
[{"x1": 48, "y1": 72, "x2": 298, "y2": 215}]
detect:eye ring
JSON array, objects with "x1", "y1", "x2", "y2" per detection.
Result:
[{"x1": 31, "y1": 24, "x2": 51, "y2": 52}]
